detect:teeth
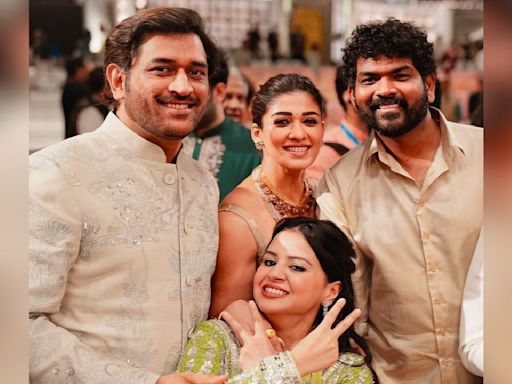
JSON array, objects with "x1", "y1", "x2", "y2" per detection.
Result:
[
  {"x1": 286, "y1": 147, "x2": 308, "y2": 152},
  {"x1": 168, "y1": 104, "x2": 189, "y2": 109},
  {"x1": 379, "y1": 104, "x2": 399, "y2": 109},
  {"x1": 264, "y1": 287, "x2": 287, "y2": 296}
]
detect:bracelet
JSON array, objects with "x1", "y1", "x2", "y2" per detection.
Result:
[{"x1": 258, "y1": 351, "x2": 302, "y2": 383}]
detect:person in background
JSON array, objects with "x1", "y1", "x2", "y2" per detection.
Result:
[
  {"x1": 183, "y1": 54, "x2": 260, "y2": 201},
  {"x1": 61, "y1": 56, "x2": 89, "y2": 138},
  {"x1": 306, "y1": 64, "x2": 368, "y2": 180},
  {"x1": 210, "y1": 73, "x2": 324, "y2": 317},
  {"x1": 29, "y1": 8, "x2": 226, "y2": 384},
  {"x1": 69, "y1": 65, "x2": 109, "y2": 135},
  {"x1": 223, "y1": 67, "x2": 254, "y2": 128},
  {"x1": 459, "y1": 229, "x2": 483, "y2": 377},
  {"x1": 317, "y1": 19, "x2": 483, "y2": 383},
  {"x1": 180, "y1": 217, "x2": 373, "y2": 383},
  {"x1": 267, "y1": 28, "x2": 279, "y2": 63}
]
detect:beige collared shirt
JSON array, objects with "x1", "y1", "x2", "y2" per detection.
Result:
[
  {"x1": 29, "y1": 113, "x2": 219, "y2": 384},
  {"x1": 317, "y1": 109, "x2": 483, "y2": 384}
]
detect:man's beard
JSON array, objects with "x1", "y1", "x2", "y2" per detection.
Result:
[
  {"x1": 123, "y1": 74, "x2": 200, "y2": 141},
  {"x1": 196, "y1": 94, "x2": 217, "y2": 131},
  {"x1": 356, "y1": 88, "x2": 429, "y2": 138}
]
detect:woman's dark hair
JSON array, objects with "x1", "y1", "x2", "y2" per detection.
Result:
[
  {"x1": 101, "y1": 7, "x2": 219, "y2": 108},
  {"x1": 342, "y1": 18, "x2": 436, "y2": 87},
  {"x1": 269, "y1": 217, "x2": 376, "y2": 378},
  {"x1": 251, "y1": 73, "x2": 326, "y2": 128}
]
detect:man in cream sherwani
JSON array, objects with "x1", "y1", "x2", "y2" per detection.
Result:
[{"x1": 29, "y1": 8, "x2": 226, "y2": 384}]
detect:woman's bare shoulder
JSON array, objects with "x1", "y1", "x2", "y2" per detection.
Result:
[{"x1": 220, "y1": 177, "x2": 260, "y2": 211}]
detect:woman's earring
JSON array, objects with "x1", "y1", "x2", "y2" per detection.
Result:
[
  {"x1": 254, "y1": 140, "x2": 264, "y2": 151},
  {"x1": 322, "y1": 302, "x2": 330, "y2": 317}
]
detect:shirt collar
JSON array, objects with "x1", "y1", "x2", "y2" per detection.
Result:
[
  {"x1": 364, "y1": 107, "x2": 466, "y2": 164},
  {"x1": 97, "y1": 112, "x2": 171, "y2": 163}
]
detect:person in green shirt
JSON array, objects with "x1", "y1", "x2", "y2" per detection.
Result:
[
  {"x1": 183, "y1": 54, "x2": 260, "y2": 201},
  {"x1": 178, "y1": 217, "x2": 376, "y2": 383}
]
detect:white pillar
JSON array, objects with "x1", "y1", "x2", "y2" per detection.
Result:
[
  {"x1": 83, "y1": 0, "x2": 112, "y2": 56},
  {"x1": 114, "y1": 0, "x2": 136, "y2": 25}
]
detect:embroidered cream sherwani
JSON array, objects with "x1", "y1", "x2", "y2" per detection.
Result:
[
  {"x1": 29, "y1": 113, "x2": 219, "y2": 384},
  {"x1": 317, "y1": 109, "x2": 483, "y2": 384}
]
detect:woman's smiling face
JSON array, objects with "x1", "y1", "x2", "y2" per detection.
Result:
[
  {"x1": 253, "y1": 229, "x2": 337, "y2": 319},
  {"x1": 252, "y1": 91, "x2": 324, "y2": 171}
]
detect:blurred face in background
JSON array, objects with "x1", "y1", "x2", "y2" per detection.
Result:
[{"x1": 224, "y1": 73, "x2": 250, "y2": 124}]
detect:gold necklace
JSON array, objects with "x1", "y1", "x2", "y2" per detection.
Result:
[{"x1": 252, "y1": 166, "x2": 316, "y2": 221}]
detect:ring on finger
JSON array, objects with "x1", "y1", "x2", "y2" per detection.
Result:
[{"x1": 265, "y1": 328, "x2": 277, "y2": 339}]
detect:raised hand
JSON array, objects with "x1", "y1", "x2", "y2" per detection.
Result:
[
  {"x1": 290, "y1": 298, "x2": 361, "y2": 376},
  {"x1": 220, "y1": 300, "x2": 285, "y2": 352},
  {"x1": 221, "y1": 300, "x2": 283, "y2": 370}
]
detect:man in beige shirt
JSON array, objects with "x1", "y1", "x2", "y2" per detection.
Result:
[
  {"x1": 317, "y1": 19, "x2": 482, "y2": 383},
  {"x1": 29, "y1": 8, "x2": 226, "y2": 384}
]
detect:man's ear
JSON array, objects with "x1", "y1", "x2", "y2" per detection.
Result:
[
  {"x1": 214, "y1": 82, "x2": 227, "y2": 102},
  {"x1": 348, "y1": 85, "x2": 357, "y2": 108},
  {"x1": 424, "y1": 74, "x2": 436, "y2": 104},
  {"x1": 106, "y1": 63, "x2": 126, "y2": 102}
]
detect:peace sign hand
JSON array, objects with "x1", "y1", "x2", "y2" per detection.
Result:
[
  {"x1": 221, "y1": 300, "x2": 283, "y2": 370},
  {"x1": 290, "y1": 298, "x2": 361, "y2": 376}
]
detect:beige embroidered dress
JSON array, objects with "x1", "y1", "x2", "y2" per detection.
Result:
[{"x1": 29, "y1": 113, "x2": 219, "y2": 384}]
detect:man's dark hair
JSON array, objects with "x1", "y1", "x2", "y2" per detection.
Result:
[
  {"x1": 209, "y1": 51, "x2": 228, "y2": 86},
  {"x1": 342, "y1": 18, "x2": 436, "y2": 86},
  {"x1": 102, "y1": 7, "x2": 220, "y2": 107},
  {"x1": 240, "y1": 72, "x2": 255, "y2": 106},
  {"x1": 65, "y1": 57, "x2": 85, "y2": 78},
  {"x1": 334, "y1": 64, "x2": 348, "y2": 110}
]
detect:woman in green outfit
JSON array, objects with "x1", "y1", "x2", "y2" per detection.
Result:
[{"x1": 178, "y1": 217, "x2": 376, "y2": 383}]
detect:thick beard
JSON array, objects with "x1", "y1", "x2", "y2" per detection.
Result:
[{"x1": 356, "y1": 89, "x2": 429, "y2": 138}]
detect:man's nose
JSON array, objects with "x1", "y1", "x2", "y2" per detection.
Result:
[
  {"x1": 168, "y1": 68, "x2": 193, "y2": 95},
  {"x1": 375, "y1": 76, "x2": 398, "y2": 98}
]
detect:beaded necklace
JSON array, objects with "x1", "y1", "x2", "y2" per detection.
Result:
[{"x1": 252, "y1": 166, "x2": 316, "y2": 221}]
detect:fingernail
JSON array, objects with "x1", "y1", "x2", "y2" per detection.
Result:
[{"x1": 218, "y1": 311, "x2": 225, "y2": 320}]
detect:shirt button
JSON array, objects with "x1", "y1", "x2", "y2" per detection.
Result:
[
  {"x1": 163, "y1": 173, "x2": 176, "y2": 185},
  {"x1": 423, "y1": 231, "x2": 431, "y2": 240},
  {"x1": 52, "y1": 368, "x2": 59, "y2": 375},
  {"x1": 184, "y1": 221, "x2": 193, "y2": 234},
  {"x1": 66, "y1": 368, "x2": 75, "y2": 376},
  {"x1": 441, "y1": 359, "x2": 452, "y2": 367},
  {"x1": 186, "y1": 276, "x2": 194, "y2": 286},
  {"x1": 434, "y1": 297, "x2": 444, "y2": 305},
  {"x1": 418, "y1": 198, "x2": 425, "y2": 208},
  {"x1": 437, "y1": 328, "x2": 446, "y2": 336}
]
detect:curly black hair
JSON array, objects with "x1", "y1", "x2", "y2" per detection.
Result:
[{"x1": 342, "y1": 18, "x2": 436, "y2": 86}]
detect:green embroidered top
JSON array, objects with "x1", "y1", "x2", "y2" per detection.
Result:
[{"x1": 178, "y1": 320, "x2": 374, "y2": 384}]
